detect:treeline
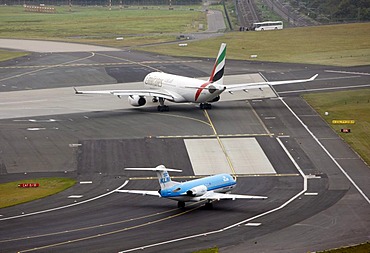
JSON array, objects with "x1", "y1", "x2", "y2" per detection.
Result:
[
  {"x1": 2, "y1": 0, "x2": 203, "y2": 5},
  {"x1": 289, "y1": 0, "x2": 370, "y2": 22}
]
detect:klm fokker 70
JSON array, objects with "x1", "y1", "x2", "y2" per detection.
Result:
[
  {"x1": 117, "y1": 165, "x2": 267, "y2": 208},
  {"x1": 74, "y1": 43, "x2": 318, "y2": 111}
]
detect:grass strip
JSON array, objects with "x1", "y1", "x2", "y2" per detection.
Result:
[
  {"x1": 0, "y1": 50, "x2": 29, "y2": 62},
  {"x1": 139, "y1": 23, "x2": 370, "y2": 66},
  {"x1": 0, "y1": 177, "x2": 76, "y2": 208},
  {"x1": 0, "y1": 5, "x2": 206, "y2": 47},
  {"x1": 303, "y1": 89, "x2": 370, "y2": 165},
  {"x1": 316, "y1": 242, "x2": 370, "y2": 253}
]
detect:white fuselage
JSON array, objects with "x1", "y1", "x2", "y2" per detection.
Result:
[{"x1": 143, "y1": 72, "x2": 225, "y2": 103}]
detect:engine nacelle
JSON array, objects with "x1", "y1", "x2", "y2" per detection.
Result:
[
  {"x1": 186, "y1": 185, "x2": 207, "y2": 197},
  {"x1": 128, "y1": 95, "x2": 146, "y2": 107},
  {"x1": 209, "y1": 95, "x2": 220, "y2": 103}
]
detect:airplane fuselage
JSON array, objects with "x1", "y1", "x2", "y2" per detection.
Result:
[
  {"x1": 144, "y1": 72, "x2": 226, "y2": 104},
  {"x1": 159, "y1": 173, "x2": 236, "y2": 202}
]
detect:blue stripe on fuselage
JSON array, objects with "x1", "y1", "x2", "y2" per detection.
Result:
[{"x1": 160, "y1": 173, "x2": 236, "y2": 198}]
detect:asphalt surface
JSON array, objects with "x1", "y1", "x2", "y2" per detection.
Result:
[{"x1": 0, "y1": 43, "x2": 369, "y2": 253}]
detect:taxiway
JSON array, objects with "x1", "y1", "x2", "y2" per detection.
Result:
[{"x1": 0, "y1": 43, "x2": 369, "y2": 253}]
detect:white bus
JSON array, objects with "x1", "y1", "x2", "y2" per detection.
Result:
[{"x1": 252, "y1": 21, "x2": 283, "y2": 31}]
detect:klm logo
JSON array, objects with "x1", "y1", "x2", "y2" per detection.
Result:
[{"x1": 160, "y1": 172, "x2": 170, "y2": 183}]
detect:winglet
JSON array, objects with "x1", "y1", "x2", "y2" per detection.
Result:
[
  {"x1": 268, "y1": 73, "x2": 319, "y2": 86},
  {"x1": 73, "y1": 87, "x2": 82, "y2": 94},
  {"x1": 310, "y1": 74, "x2": 319, "y2": 81}
]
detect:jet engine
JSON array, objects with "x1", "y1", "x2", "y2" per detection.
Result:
[
  {"x1": 209, "y1": 95, "x2": 220, "y2": 103},
  {"x1": 186, "y1": 185, "x2": 207, "y2": 197},
  {"x1": 128, "y1": 95, "x2": 146, "y2": 107}
]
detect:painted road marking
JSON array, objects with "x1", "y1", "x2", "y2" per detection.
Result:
[
  {"x1": 304, "y1": 193, "x2": 318, "y2": 196},
  {"x1": 0, "y1": 181, "x2": 128, "y2": 221},
  {"x1": 245, "y1": 223, "x2": 262, "y2": 226},
  {"x1": 68, "y1": 195, "x2": 83, "y2": 199}
]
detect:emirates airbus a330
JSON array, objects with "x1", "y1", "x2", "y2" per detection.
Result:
[{"x1": 74, "y1": 43, "x2": 318, "y2": 111}]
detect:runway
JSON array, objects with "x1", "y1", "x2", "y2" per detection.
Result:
[{"x1": 0, "y1": 44, "x2": 369, "y2": 253}]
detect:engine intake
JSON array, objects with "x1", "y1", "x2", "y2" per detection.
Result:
[
  {"x1": 209, "y1": 95, "x2": 220, "y2": 103},
  {"x1": 128, "y1": 95, "x2": 146, "y2": 107}
]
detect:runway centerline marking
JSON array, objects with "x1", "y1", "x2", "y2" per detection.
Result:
[{"x1": 203, "y1": 109, "x2": 236, "y2": 176}]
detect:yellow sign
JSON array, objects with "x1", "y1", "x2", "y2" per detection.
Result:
[{"x1": 332, "y1": 120, "x2": 355, "y2": 124}]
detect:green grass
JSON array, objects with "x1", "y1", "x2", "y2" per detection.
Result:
[
  {"x1": 0, "y1": 178, "x2": 76, "y2": 208},
  {"x1": 303, "y1": 89, "x2": 370, "y2": 165},
  {"x1": 1, "y1": 6, "x2": 369, "y2": 66},
  {"x1": 139, "y1": 23, "x2": 370, "y2": 66},
  {"x1": 193, "y1": 247, "x2": 218, "y2": 253},
  {"x1": 317, "y1": 242, "x2": 370, "y2": 253},
  {"x1": 0, "y1": 50, "x2": 29, "y2": 62},
  {"x1": 0, "y1": 5, "x2": 206, "y2": 47}
]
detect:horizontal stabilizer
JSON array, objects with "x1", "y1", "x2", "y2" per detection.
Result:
[
  {"x1": 125, "y1": 168, "x2": 182, "y2": 173},
  {"x1": 200, "y1": 191, "x2": 267, "y2": 200},
  {"x1": 116, "y1": 190, "x2": 161, "y2": 197}
]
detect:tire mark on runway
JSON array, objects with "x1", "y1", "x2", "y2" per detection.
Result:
[
  {"x1": 16, "y1": 202, "x2": 204, "y2": 253},
  {"x1": 156, "y1": 112, "x2": 211, "y2": 127},
  {"x1": 0, "y1": 60, "x2": 202, "y2": 69},
  {"x1": 0, "y1": 200, "x2": 200, "y2": 244},
  {"x1": 95, "y1": 52, "x2": 163, "y2": 72},
  {"x1": 0, "y1": 52, "x2": 96, "y2": 83}
]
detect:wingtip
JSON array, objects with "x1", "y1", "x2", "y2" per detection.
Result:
[
  {"x1": 310, "y1": 74, "x2": 319, "y2": 81},
  {"x1": 73, "y1": 87, "x2": 81, "y2": 94}
]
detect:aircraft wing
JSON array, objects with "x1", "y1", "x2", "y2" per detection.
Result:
[
  {"x1": 225, "y1": 74, "x2": 318, "y2": 92},
  {"x1": 200, "y1": 191, "x2": 267, "y2": 200},
  {"x1": 116, "y1": 190, "x2": 161, "y2": 197},
  {"x1": 74, "y1": 87, "x2": 174, "y2": 100}
]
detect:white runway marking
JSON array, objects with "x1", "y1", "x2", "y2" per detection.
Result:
[
  {"x1": 68, "y1": 195, "x2": 83, "y2": 199},
  {"x1": 245, "y1": 223, "x2": 262, "y2": 226},
  {"x1": 278, "y1": 97, "x2": 370, "y2": 205},
  {"x1": 325, "y1": 70, "x2": 370, "y2": 76},
  {"x1": 279, "y1": 84, "x2": 370, "y2": 94},
  {"x1": 304, "y1": 193, "x2": 318, "y2": 196},
  {"x1": 0, "y1": 181, "x2": 128, "y2": 221}
]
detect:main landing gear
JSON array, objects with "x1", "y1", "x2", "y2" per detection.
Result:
[
  {"x1": 157, "y1": 97, "x2": 169, "y2": 112},
  {"x1": 177, "y1": 201, "x2": 185, "y2": 208},
  {"x1": 200, "y1": 103, "x2": 212, "y2": 109},
  {"x1": 205, "y1": 201, "x2": 213, "y2": 209}
]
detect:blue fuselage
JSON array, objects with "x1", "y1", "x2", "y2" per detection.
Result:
[{"x1": 159, "y1": 173, "x2": 236, "y2": 202}]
